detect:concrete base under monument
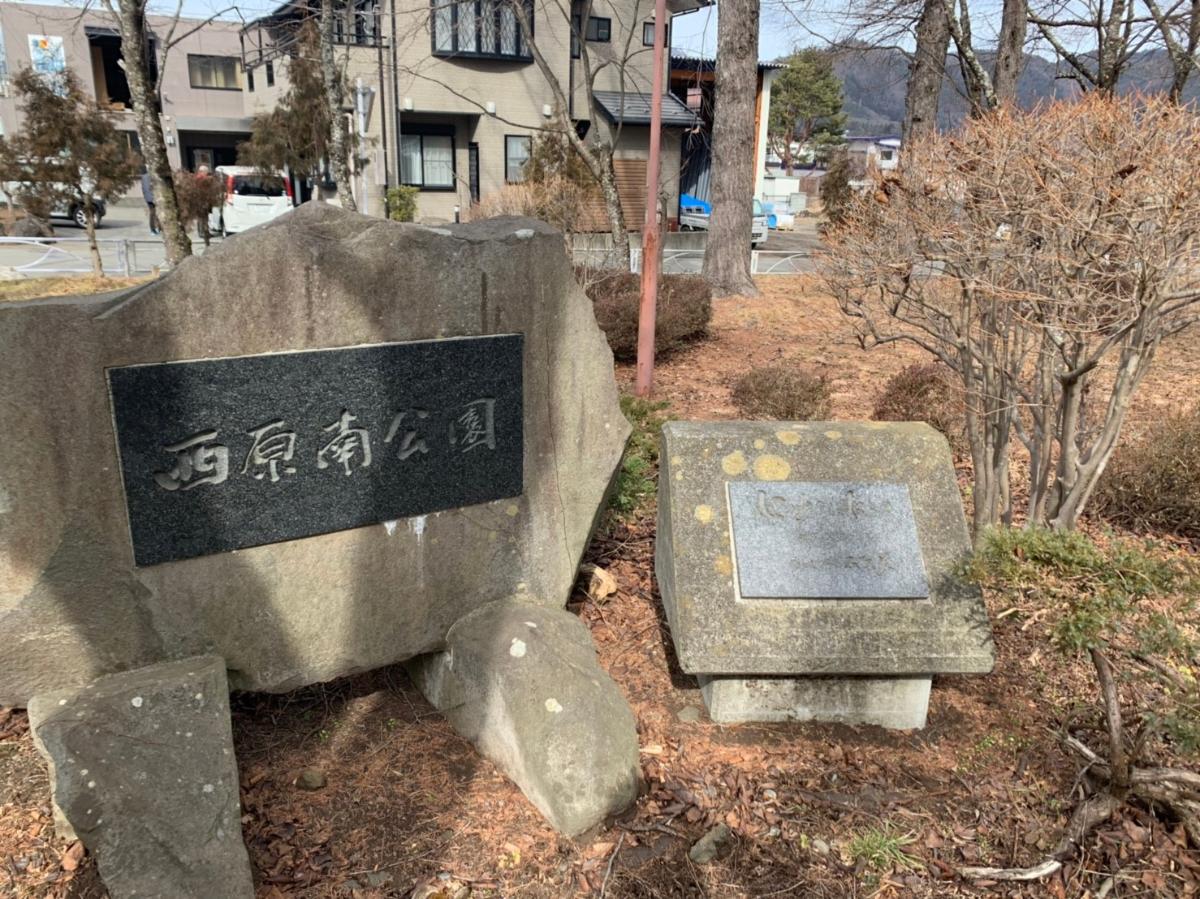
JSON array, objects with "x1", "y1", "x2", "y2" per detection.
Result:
[{"x1": 697, "y1": 674, "x2": 932, "y2": 730}]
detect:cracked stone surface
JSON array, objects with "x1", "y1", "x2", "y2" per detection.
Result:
[{"x1": 27, "y1": 655, "x2": 253, "y2": 898}]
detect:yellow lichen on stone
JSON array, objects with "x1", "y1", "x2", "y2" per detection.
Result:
[
  {"x1": 776, "y1": 430, "x2": 800, "y2": 446},
  {"x1": 505, "y1": 504, "x2": 520, "y2": 517},
  {"x1": 824, "y1": 430, "x2": 842, "y2": 440},
  {"x1": 675, "y1": 470, "x2": 684, "y2": 481},
  {"x1": 721, "y1": 450, "x2": 748, "y2": 476},
  {"x1": 753, "y1": 454, "x2": 791, "y2": 481},
  {"x1": 694, "y1": 504, "x2": 714, "y2": 524},
  {"x1": 714, "y1": 555, "x2": 733, "y2": 576},
  {"x1": 753, "y1": 438, "x2": 765, "y2": 449}
]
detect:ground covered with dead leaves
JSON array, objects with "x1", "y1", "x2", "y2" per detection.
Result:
[{"x1": 1, "y1": 276, "x2": 1197, "y2": 898}]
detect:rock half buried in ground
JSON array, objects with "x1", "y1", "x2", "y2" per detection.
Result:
[
  {"x1": 408, "y1": 598, "x2": 639, "y2": 836},
  {"x1": 689, "y1": 823, "x2": 734, "y2": 864},
  {"x1": 27, "y1": 655, "x2": 253, "y2": 899}
]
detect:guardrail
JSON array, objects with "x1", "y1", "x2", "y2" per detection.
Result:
[
  {"x1": 1, "y1": 236, "x2": 815, "y2": 280},
  {"x1": 573, "y1": 246, "x2": 815, "y2": 276},
  {"x1": 0, "y1": 236, "x2": 173, "y2": 277}
]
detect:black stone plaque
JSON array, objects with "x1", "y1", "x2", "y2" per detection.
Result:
[
  {"x1": 107, "y1": 335, "x2": 523, "y2": 566},
  {"x1": 727, "y1": 481, "x2": 929, "y2": 599}
]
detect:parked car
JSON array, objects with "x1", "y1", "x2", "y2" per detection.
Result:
[
  {"x1": 678, "y1": 194, "x2": 769, "y2": 248},
  {"x1": 2, "y1": 172, "x2": 107, "y2": 229},
  {"x1": 207, "y1": 166, "x2": 293, "y2": 236},
  {"x1": 52, "y1": 198, "x2": 107, "y2": 229}
]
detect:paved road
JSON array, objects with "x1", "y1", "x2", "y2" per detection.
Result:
[{"x1": 1, "y1": 206, "x2": 824, "y2": 278}]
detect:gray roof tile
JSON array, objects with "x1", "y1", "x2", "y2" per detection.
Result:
[{"x1": 593, "y1": 91, "x2": 699, "y2": 127}]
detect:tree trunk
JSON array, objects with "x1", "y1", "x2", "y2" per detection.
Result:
[
  {"x1": 992, "y1": 0, "x2": 1028, "y2": 104},
  {"x1": 701, "y1": 0, "x2": 759, "y2": 298},
  {"x1": 118, "y1": 0, "x2": 190, "y2": 266},
  {"x1": 947, "y1": 0, "x2": 996, "y2": 115},
  {"x1": 83, "y1": 203, "x2": 103, "y2": 276},
  {"x1": 596, "y1": 151, "x2": 630, "y2": 267},
  {"x1": 320, "y1": 0, "x2": 357, "y2": 212},
  {"x1": 904, "y1": 0, "x2": 952, "y2": 143},
  {"x1": 1045, "y1": 346, "x2": 1150, "y2": 531}
]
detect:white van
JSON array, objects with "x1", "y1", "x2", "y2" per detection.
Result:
[{"x1": 208, "y1": 166, "x2": 293, "y2": 236}]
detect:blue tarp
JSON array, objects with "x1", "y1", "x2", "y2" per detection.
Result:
[{"x1": 680, "y1": 193, "x2": 712, "y2": 214}]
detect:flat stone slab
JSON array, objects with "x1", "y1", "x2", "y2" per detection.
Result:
[
  {"x1": 407, "y1": 598, "x2": 639, "y2": 836},
  {"x1": 27, "y1": 655, "x2": 253, "y2": 898},
  {"x1": 698, "y1": 675, "x2": 932, "y2": 729},
  {"x1": 656, "y1": 421, "x2": 995, "y2": 676}
]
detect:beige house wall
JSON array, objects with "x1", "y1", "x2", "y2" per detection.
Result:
[
  {"x1": 0, "y1": 2, "x2": 249, "y2": 199},
  {"x1": 0, "y1": 0, "x2": 685, "y2": 223},
  {"x1": 377, "y1": 0, "x2": 669, "y2": 223}
]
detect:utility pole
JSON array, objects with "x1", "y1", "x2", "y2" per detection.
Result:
[{"x1": 634, "y1": 0, "x2": 668, "y2": 397}]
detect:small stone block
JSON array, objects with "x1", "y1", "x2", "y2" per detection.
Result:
[
  {"x1": 27, "y1": 655, "x2": 253, "y2": 899},
  {"x1": 698, "y1": 675, "x2": 932, "y2": 729},
  {"x1": 407, "y1": 598, "x2": 639, "y2": 836}
]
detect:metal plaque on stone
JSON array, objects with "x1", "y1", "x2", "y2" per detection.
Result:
[
  {"x1": 107, "y1": 335, "x2": 524, "y2": 566},
  {"x1": 727, "y1": 481, "x2": 928, "y2": 599}
]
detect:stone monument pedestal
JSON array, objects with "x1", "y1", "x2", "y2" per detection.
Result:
[
  {"x1": 698, "y1": 675, "x2": 932, "y2": 729},
  {"x1": 655, "y1": 421, "x2": 995, "y2": 731}
]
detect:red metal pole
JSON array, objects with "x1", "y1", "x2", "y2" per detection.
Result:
[{"x1": 634, "y1": 0, "x2": 668, "y2": 398}]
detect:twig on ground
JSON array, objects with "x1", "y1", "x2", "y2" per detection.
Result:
[
  {"x1": 960, "y1": 859, "x2": 1063, "y2": 881},
  {"x1": 598, "y1": 831, "x2": 625, "y2": 898}
]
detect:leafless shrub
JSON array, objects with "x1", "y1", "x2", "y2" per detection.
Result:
[
  {"x1": 470, "y1": 177, "x2": 591, "y2": 242},
  {"x1": 821, "y1": 94, "x2": 1200, "y2": 537},
  {"x1": 1091, "y1": 408, "x2": 1200, "y2": 538},
  {"x1": 732, "y1": 364, "x2": 832, "y2": 420},
  {"x1": 580, "y1": 271, "x2": 712, "y2": 361},
  {"x1": 873, "y1": 362, "x2": 965, "y2": 448}
]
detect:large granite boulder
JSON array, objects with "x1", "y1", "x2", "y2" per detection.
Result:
[
  {"x1": 27, "y1": 655, "x2": 254, "y2": 898},
  {"x1": 0, "y1": 204, "x2": 630, "y2": 705}
]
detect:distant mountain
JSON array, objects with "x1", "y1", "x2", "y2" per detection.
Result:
[{"x1": 830, "y1": 46, "x2": 1199, "y2": 136}]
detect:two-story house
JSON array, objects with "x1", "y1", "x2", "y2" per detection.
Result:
[
  {"x1": 0, "y1": 2, "x2": 252, "y2": 178},
  {"x1": 243, "y1": 0, "x2": 706, "y2": 223}
]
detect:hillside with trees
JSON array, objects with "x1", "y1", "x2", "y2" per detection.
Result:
[{"x1": 832, "y1": 45, "x2": 1200, "y2": 134}]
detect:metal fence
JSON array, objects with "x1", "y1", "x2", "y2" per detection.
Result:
[
  {"x1": 0, "y1": 236, "x2": 175, "y2": 277},
  {"x1": 573, "y1": 246, "x2": 815, "y2": 276},
  {"x1": 0, "y1": 236, "x2": 814, "y2": 280}
]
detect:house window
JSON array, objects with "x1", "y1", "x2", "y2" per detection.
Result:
[
  {"x1": 187, "y1": 55, "x2": 242, "y2": 90},
  {"x1": 246, "y1": 67, "x2": 255, "y2": 92},
  {"x1": 432, "y1": 0, "x2": 534, "y2": 60},
  {"x1": 879, "y1": 148, "x2": 895, "y2": 161},
  {"x1": 401, "y1": 128, "x2": 456, "y2": 189},
  {"x1": 353, "y1": 0, "x2": 379, "y2": 44},
  {"x1": 505, "y1": 134, "x2": 531, "y2": 182},
  {"x1": 266, "y1": 61, "x2": 275, "y2": 87},
  {"x1": 571, "y1": 14, "x2": 610, "y2": 55},
  {"x1": 586, "y1": 16, "x2": 610, "y2": 40},
  {"x1": 642, "y1": 21, "x2": 665, "y2": 46}
]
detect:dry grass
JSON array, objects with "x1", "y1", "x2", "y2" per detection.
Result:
[{"x1": 0, "y1": 275, "x2": 150, "y2": 304}]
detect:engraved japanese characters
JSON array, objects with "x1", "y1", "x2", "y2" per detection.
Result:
[{"x1": 106, "y1": 337, "x2": 523, "y2": 566}]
